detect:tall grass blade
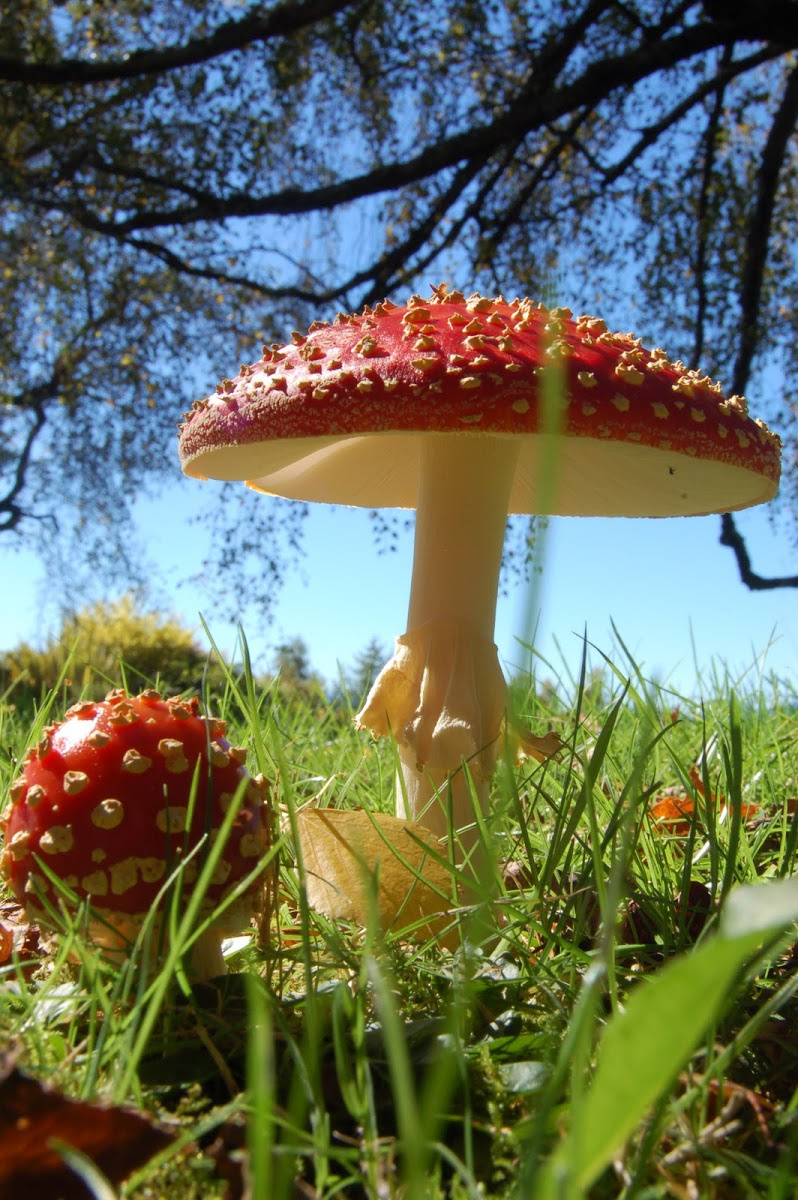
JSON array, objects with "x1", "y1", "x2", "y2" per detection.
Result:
[{"x1": 533, "y1": 877, "x2": 798, "y2": 1198}]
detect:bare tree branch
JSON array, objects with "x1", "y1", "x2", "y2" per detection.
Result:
[
  {"x1": 0, "y1": 0, "x2": 357, "y2": 85},
  {"x1": 691, "y1": 45, "x2": 735, "y2": 368},
  {"x1": 125, "y1": 235, "x2": 313, "y2": 301},
  {"x1": 567, "y1": 45, "x2": 776, "y2": 200},
  {"x1": 721, "y1": 62, "x2": 798, "y2": 589},
  {"x1": 702, "y1": 0, "x2": 798, "y2": 44},
  {"x1": 60, "y1": 20, "x2": 752, "y2": 237},
  {"x1": 364, "y1": 150, "x2": 522, "y2": 304},
  {"x1": 0, "y1": 397, "x2": 49, "y2": 533},
  {"x1": 719, "y1": 513, "x2": 798, "y2": 588},
  {"x1": 732, "y1": 64, "x2": 798, "y2": 393}
]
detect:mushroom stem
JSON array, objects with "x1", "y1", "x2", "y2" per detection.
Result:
[
  {"x1": 189, "y1": 929, "x2": 228, "y2": 980},
  {"x1": 358, "y1": 434, "x2": 519, "y2": 853},
  {"x1": 401, "y1": 434, "x2": 518, "y2": 840},
  {"x1": 407, "y1": 436, "x2": 519, "y2": 634}
]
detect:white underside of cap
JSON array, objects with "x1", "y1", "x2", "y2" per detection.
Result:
[{"x1": 189, "y1": 431, "x2": 776, "y2": 517}]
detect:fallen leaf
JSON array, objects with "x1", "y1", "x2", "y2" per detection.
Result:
[
  {"x1": 687, "y1": 764, "x2": 758, "y2": 821},
  {"x1": 0, "y1": 899, "x2": 43, "y2": 970},
  {"x1": 649, "y1": 766, "x2": 758, "y2": 836},
  {"x1": 513, "y1": 725, "x2": 565, "y2": 764},
  {"x1": 0, "y1": 1050, "x2": 176, "y2": 1198},
  {"x1": 650, "y1": 793, "x2": 696, "y2": 837},
  {"x1": 0, "y1": 924, "x2": 12, "y2": 965},
  {"x1": 294, "y1": 808, "x2": 458, "y2": 945},
  {"x1": 688, "y1": 764, "x2": 717, "y2": 801}
]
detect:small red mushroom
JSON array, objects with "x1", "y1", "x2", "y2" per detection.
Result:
[{"x1": 0, "y1": 689, "x2": 271, "y2": 979}]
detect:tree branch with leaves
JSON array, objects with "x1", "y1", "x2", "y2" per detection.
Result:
[{"x1": 1, "y1": 0, "x2": 796, "y2": 603}]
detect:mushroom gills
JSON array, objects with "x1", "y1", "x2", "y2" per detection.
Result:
[{"x1": 202, "y1": 432, "x2": 774, "y2": 516}]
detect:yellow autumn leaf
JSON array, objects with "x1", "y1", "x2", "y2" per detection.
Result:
[
  {"x1": 294, "y1": 808, "x2": 459, "y2": 947},
  {"x1": 512, "y1": 725, "x2": 565, "y2": 764}
]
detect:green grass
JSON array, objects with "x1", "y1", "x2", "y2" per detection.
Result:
[{"x1": 1, "y1": 643, "x2": 798, "y2": 1198}]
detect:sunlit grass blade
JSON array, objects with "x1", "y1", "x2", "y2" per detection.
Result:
[
  {"x1": 532, "y1": 877, "x2": 798, "y2": 1199},
  {"x1": 246, "y1": 973, "x2": 276, "y2": 1200},
  {"x1": 50, "y1": 1141, "x2": 117, "y2": 1200}
]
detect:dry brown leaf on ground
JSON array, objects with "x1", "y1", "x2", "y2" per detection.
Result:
[
  {"x1": 294, "y1": 808, "x2": 459, "y2": 946},
  {"x1": 649, "y1": 792, "x2": 698, "y2": 837},
  {"x1": 0, "y1": 1050, "x2": 176, "y2": 1198},
  {"x1": 650, "y1": 765, "x2": 759, "y2": 837},
  {"x1": 0, "y1": 923, "x2": 11, "y2": 965},
  {"x1": 512, "y1": 725, "x2": 565, "y2": 764},
  {"x1": 0, "y1": 898, "x2": 44, "y2": 970}
]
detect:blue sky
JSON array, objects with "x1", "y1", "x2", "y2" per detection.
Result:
[{"x1": 3, "y1": 470, "x2": 795, "y2": 700}]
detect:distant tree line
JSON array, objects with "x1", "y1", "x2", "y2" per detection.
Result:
[{"x1": 0, "y1": 595, "x2": 388, "y2": 712}]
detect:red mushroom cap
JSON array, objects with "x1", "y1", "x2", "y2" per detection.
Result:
[
  {"x1": 178, "y1": 287, "x2": 780, "y2": 517},
  {"x1": 0, "y1": 690, "x2": 270, "y2": 929}
]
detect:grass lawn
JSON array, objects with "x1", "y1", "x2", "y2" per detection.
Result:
[{"x1": 1, "y1": 646, "x2": 797, "y2": 1198}]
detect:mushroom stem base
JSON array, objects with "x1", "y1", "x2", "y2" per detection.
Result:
[
  {"x1": 84, "y1": 913, "x2": 230, "y2": 980},
  {"x1": 357, "y1": 617, "x2": 505, "y2": 849},
  {"x1": 395, "y1": 746, "x2": 490, "y2": 850}
]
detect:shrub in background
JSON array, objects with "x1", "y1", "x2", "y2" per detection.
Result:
[{"x1": 0, "y1": 594, "x2": 228, "y2": 707}]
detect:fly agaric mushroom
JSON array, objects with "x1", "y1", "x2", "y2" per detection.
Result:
[
  {"x1": 178, "y1": 286, "x2": 780, "y2": 852},
  {"x1": 0, "y1": 689, "x2": 271, "y2": 978}
]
